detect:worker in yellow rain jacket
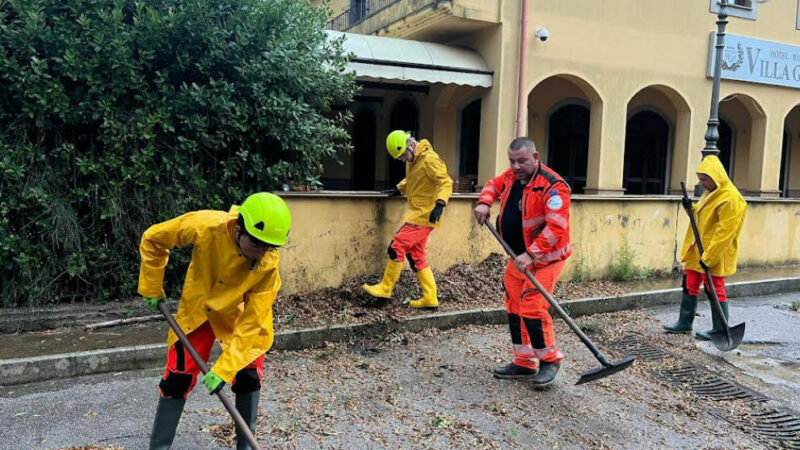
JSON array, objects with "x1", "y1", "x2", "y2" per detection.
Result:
[
  {"x1": 364, "y1": 130, "x2": 453, "y2": 309},
  {"x1": 138, "y1": 192, "x2": 290, "y2": 450},
  {"x1": 664, "y1": 155, "x2": 747, "y2": 339}
]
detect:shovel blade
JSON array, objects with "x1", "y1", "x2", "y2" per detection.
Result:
[
  {"x1": 575, "y1": 355, "x2": 636, "y2": 385},
  {"x1": 709, "y1": 322, "x2": 746, "y2": 352}
]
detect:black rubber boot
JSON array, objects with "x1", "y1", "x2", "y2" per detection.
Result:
[
  {"x1": 235, "y1": 390, "x2": 260, "y2": 450},
  {"x1": 696, "y1": 301, "x2": 729, "y2": 341},
  {"x1": 493, "y1": 362, "x2": 538, "y2": 379},
  {"x1": 531, "y1": 361, "x2": 560, "y2": 389},
  {"x1": 663, "y1": 293, "x2": 699, "y2": 333},
  {"x1": 149, "y1": 396, "x2": 186, "y2": 450}
]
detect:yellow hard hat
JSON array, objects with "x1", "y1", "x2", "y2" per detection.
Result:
[{"x1": 386, "y1": 130, "x2": 411, "y2": 159}]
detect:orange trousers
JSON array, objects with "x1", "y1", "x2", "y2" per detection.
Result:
[
  {"x1": 503, "y1": 259, "x2": 566, "y2": 369},
  {"x1": 158, "y1": 321, "x2": 265, "y2": 399},
  {"x1": 389, "y1": 223, "x2": 434, "y2": 271}
]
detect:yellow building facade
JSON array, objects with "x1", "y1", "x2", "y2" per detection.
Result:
[{"x1": 276, "y1": 0, "x2": 800, "y2": 295}]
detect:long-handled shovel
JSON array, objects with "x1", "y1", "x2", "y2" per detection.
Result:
[
  {"x1": 679, "y1": 182, "x2": 745, "y2": 352},
  {"x1": 484, "y1": 222, "x2": 635, "y2": 385},
  {"x1": 156, "y1": 301, "x2": 262, "y2": 450}
]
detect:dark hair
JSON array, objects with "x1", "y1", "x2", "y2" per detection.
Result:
[{"x1": 509, "y1": 137, "x2": 536, "y2": 154}]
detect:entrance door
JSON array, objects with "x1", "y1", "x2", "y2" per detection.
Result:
[
  {"x1": 351, "y1": 109, "x2": 376, "y2": 190},
  {"x1": 548, "y1": 104, "x2": 589, "y2": 193},
  {"x1": 388, "y1": 98, "x2": 419, "y2": 189},
  {"x1": 624, "y1": 111, "x2": 670, "y2": 195}
]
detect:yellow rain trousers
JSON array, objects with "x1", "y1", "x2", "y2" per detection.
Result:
[
  {"x1": 680, "y1": 155, "x2": 747, "y2": 277},
  {"x1": 396, "y1": 140, "x2": 453, "y2": 228},
  {"x1": 138, "y1": 206, "x2": 281, "y2": 382}
]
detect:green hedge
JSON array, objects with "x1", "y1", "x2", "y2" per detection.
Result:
[{"x1": 0, "y1": 0, "x2": 356, "y2": 307}]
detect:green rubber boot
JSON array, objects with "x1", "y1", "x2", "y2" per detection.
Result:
[
  {"x1": 696, "y1": 301, "x2": 729, "y2": 341},
  {"x1": 149, "y1": 396, "x2": 186, "y2": 450},
  {"x1": 663, "y1": 293, "x2": 698, "y2": 333},
  {"x1": 235, "y1": 390, "x2": 260, "y2": 450}
]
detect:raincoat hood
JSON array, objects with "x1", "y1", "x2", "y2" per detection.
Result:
[
  {"x1": 697, "y1": 155, "x2": 731, "y2": 194},
  {"x1": 680, "y1": 155, "x2": 747, "y2": 277}
]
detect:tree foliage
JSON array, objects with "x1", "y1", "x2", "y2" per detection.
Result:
[{"x1": 0, "y1": 0, "x2": 355, "y2": 306}]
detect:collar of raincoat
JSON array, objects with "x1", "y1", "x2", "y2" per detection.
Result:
[
  {"x1": 227, "y1": 205, "x2": 241, "y2": 244},
  {"x1": 696, "y1": 155, "x2": 731, "y2": 210},
  {"x1": 411, "y1": 140, "x2": 432, "y2": 164}
]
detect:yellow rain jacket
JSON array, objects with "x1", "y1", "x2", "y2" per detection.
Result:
[
  {"x1": 138, "y1": 206, "x2": 281, "y2": 383},
  {"x1": 680, "y1": 155, "x2": 747, "y2": 277},
  {"x1": 396, "y1": 140, "x2": 453, "y2": 228}
]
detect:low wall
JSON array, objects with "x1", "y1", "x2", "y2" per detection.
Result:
[{"x1": 278, "y1": 192, "x2": 800, "y2": 294}]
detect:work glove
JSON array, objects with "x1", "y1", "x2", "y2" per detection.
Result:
[
  {"x1": 381, "y1": 188, "x2": 402, "y2": 197},
  {"x1": 681, "y1": 196, "x2": 692, "y2": 210},
  {"x1": 428, "y1": 202, "x2": 445, "y2": 224},
  {"x1": 142, "y1": 296, "x2": 164, "y2": 311},
  {"x1": 699, "y1": 259, "x2": 710, "y2": 272},
  {"x1": 202, "y1": 371, "x2": 225, "y2": 394}
]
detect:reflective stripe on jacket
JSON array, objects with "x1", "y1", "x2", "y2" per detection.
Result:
[
  {"x1": 478, "y1": 164, "x2": 572, "y2": 269},
  {"x1": 138, "y1": 206, "x2": 281, "y2": 382},
  {"x1": 397, "y1": 140, "x2": 453, "y2": 227}
]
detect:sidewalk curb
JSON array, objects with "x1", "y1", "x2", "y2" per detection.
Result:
[{"x1": 2, "y1": 277, "x2": 799, "y2": 386}]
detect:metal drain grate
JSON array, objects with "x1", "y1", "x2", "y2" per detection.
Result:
[
  {"x1": 610, "y1": 337, "x2": 671, "y2": 362},
  {"x1": 612, "y1": 335, "x2": 800, "y2": 448},
  {"x1": 656, "y1": 365, "x2": 768, "y2": 402},
  {"x1": 714, "y1": 409, "x2": 800, "y2": 449}
]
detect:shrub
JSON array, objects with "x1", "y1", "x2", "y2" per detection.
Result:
[{"x1": 0, "y1": 0, "x2": 356, "y2": 306}]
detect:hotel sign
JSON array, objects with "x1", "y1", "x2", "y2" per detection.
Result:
[{"x1": 708, "y1": 33, "x2": 800, "y2": 89}]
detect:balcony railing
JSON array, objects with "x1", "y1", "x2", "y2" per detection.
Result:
[{"x1": 326, "y1": 0, "x2": 402, "y2": 31}]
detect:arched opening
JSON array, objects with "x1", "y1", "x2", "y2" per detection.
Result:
[
  {"x1": 783, "y1": 105, "x2": 800, "y2": 198},
  {"x1": 527, "y1": 74, "x2": 601, "y2": 194},
  {"x1": 351, "y1": 108, "x2": 377, "y2": 190},
  {"x1": 780, "y1": 130, "x2": 790, "y2": 198},
  {"x1": 624, "y1": 110, "x2": 670, "y2": 195},
  {"x1": 387, "y1": 98, "x2": 419, "y2": 188},
  {"x1": 547, "y1": 103, "x2": 590, "y2": 193},
  {"x1": 458, "y1": 98, "x2": 481, "y2": 178},
  {"x1": 718, "y1": 118, "x2": 735, "y2": 175},
  {"x1": 718, "y1": 94, "x2": 766, "y2": 191}
]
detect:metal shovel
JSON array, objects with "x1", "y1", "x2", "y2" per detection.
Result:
[
  {"x1": 680, "y1": 182, "x2": 745, "y2": 352},
  {"x1": 484, "y1": 222, "x2": 635, "y2": 385},
  {"x1": 156, "y1": 301, "x2": 263, "y2": 450}
]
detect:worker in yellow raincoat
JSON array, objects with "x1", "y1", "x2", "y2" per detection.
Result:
[
  {"x1": 363, "y1": 130, "x2": 453, "y2": 309},
  {"x1": 664, "y1": 155, "x2": 747, "y2": 339},
  {"x1": 138, "y1": 192, "x2": 291, "y2": 450}
]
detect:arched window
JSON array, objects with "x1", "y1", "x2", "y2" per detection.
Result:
[
  {"x1": 459, "y1": 99, "x2": 481, "y2": 177},
  {"x1": 624, "y1": 111, "x2": 670, "y2": 195},
  {"x1": 388, "y1": 98, "x2": 419, "y2": 188},
  {"x1": 351, "y1": 108, "x2": 376, "y2": 190},
  {"x1": 547, "y1": 103, "x2": 589, "y2": 193}
]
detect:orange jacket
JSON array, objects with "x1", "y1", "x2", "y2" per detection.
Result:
[
  {"x1": 478, "y1": 164, "x2": 572, "y2": 269},
  {"x1": 138, "y1": 207, "x2": 281, "y2": 382}
]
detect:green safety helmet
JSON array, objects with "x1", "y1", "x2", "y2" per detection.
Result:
[
  {"x1": 238, "y1": 193, "x2": 291, "y2": 246},
  {"x1": 386, "y1": 130, "x2": 411, "y2": 159}
]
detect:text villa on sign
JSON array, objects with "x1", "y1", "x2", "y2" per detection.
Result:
[{"x1": 708, "y1": 33, "x2": 800, "y2": 89}]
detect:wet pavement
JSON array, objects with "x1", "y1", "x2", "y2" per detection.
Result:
[
  {"x1": 648, "y1": 291, "x2": 800, "y2": 413},
  {"x1": 6, "y1": 297, "x2": 799, "y2": 449}
]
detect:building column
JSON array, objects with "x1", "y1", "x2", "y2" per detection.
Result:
[
  {"x1": 585, "y1": 97, "x2": 625, "y2": 195},
  {"x1": 746, "y1": 114, "x2": 781, "y2": 198}
]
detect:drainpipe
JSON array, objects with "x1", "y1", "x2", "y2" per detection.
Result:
[{"x1": 515, "y1": 0, "x2": 529, "y2": 137}]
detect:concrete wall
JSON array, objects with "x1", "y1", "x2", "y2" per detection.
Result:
[{"x1": 276, "y1": 194, "x2": 800, "y2": 295}]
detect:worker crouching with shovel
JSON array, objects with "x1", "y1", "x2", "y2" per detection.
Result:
[
  {"x1": 473, "y1": 137, "x2": 572, "y2": 389},
  {"x1": 138, "y1": 193, "x2": 291, "y2": 450},
  {"x1": 664, "y1": 155, "x2": 747, "y2": 339}
]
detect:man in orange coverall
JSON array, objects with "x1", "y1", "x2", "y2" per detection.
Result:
[
  {"x1": 138, "y1": 192, "x2": 290, "y2": 449},
  {"x1": 473, "y1": 137, "x2": 572, "y2": 389}
]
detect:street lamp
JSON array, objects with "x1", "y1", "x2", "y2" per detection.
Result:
[
  {"x1": 702, "y1": 0, "x2": 771, "y2": 159},
  {"x1": 697, "y1": 0, "x2": 771, "y2": 195}
]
